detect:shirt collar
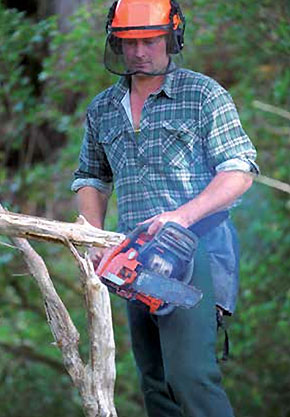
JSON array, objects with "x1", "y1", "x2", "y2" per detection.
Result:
[
  {"x1": 158, "y1": 69, "x2": 176, "y2": 99},
  {"x1": 111, "y1": 76, "x2": 130, "y2": 104}
]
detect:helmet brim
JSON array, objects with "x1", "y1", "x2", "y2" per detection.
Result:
[{"x1": 111, "y1": 24, "x2": 171, "y2": 39}]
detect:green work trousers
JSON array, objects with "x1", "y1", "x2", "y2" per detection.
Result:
[{"x1": 127, "y1": 242, "x2": 235, "y2": 417}]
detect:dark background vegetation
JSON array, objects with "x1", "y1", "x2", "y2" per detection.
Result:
[{"x1": 0, "y1": 0, "x2": 289, "y2": 416}]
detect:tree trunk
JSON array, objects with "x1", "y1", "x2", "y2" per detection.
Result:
[
  {"x1": 36, "y1": 0, "x2": 94, "y2": 21},
  {"x1": 50, "y1": 0, "x2": 94, "y2": 30}
]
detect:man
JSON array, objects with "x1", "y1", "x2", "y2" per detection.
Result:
[{"x1": 72, "y1": 0, "x2": 259, "y2": 416}]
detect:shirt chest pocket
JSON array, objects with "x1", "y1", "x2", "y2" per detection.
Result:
[
  {"x1": 160, "y1": 120, "x2": 200, "y2": 169},
  {"x1": 98, "y1": 126, "x2": 126, "y2": 174}
]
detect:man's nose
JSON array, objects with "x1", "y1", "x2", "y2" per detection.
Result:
[{"x1": 135, "y1": 40, "x2": 146, "y2": 57}]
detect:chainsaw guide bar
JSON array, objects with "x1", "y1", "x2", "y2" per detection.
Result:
[{"x1": 131, "y1": 270, "x2": 203, "y2": 308}]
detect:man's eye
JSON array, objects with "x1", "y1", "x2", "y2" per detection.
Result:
[
  {"x1": 123, "y1": 40, "x2": 135, "y2": 46},
  {"x1": 144, "y1": 39, "x2": 155, "y2": 46}
]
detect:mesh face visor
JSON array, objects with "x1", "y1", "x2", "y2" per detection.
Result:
[{"x1": 104, "y1": 20, "x2": 184, "y2": 76}]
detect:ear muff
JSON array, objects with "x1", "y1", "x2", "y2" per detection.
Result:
[
  {"x1": 167, "y1": 25, "x2": 184, "y2": 54},
  {"x1": 167, "y1": 0, "x2": 185, "y2": 54}
]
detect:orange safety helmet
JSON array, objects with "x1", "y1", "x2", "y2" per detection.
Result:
[
  {"x1": 106, "y1": 0, "x2": 185, "y2": 53},
  {"x1": 104, "y1": 0, "x2": 185, "y2": 75}
]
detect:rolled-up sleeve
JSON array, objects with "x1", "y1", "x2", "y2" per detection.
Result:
[
  {"x1": 200, "y1": 85, "x2": 259, "y2": 175},
  {"x1": 71, "y1": 112, "x2": 113, "y2": 195}
]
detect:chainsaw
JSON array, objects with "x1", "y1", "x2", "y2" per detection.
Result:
[{"x1": 96, "y1": 212, "x2": 229, "y2": 315}]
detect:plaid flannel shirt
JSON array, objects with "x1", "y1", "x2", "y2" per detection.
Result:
[{"x1": 72, "y1": 68, "x2": 258, "y2": 234}]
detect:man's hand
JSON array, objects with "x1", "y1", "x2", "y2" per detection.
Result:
[
  {"x1": 88, "y1": 247, "x2": 112, "y2": 270},
  {"x1": 141, "y1": 209, "x2": 190, "y2": 235}
]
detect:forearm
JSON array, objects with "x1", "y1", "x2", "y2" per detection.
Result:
[
  {"x1": 177, "y1": 171, "x2": 253, "y2": 226},
  {"x1": 76, "y1": 186, "x2": 109, "y2": 229},
  {"x1": 144, "y1": 170, "x2": 254, "y2": 234}
]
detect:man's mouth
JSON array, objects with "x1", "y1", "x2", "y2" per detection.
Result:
[{"x1": 132, "y1": 61, "x2": 151, "y2": 67}]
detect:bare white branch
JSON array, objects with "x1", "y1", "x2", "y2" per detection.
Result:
[
  {"x1": 0, "y1": 203, "x2": 118, "y2": 417},
  {"x1": 255, "y1": 174, "x2": 290, "y2": 195},
  {"x1": 0, "y1": 239, "x2": 23, "y2": 250},
  {"x1": 0, "y1": 209, "x2": 125, "y2": 248},
  {"x1": 253, "y1": 100, "x2": 290, "y2": 120}
]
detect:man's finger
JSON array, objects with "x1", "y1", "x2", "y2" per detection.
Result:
[
  {"x1": 137, "y1": 214, "x2": 158, "y2": 226},
  {"x1": 147, "y1": 219, "x2": 163, "y2": 235}
]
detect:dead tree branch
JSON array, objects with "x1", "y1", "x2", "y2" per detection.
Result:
[
  {"x1": 0, "y1": 209, "x2": 124, "y2": 247},
  {"x1": 0, "y1": 204, "x2": 118, "y2": 417}
]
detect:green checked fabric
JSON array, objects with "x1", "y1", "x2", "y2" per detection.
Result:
[{"x1": 72, "y1": 67, "x2": 258, "y2": 234}]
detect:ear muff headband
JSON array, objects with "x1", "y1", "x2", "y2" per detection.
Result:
[{"x1": 106, "y1": 1, "x2": 123, "y2": 54}]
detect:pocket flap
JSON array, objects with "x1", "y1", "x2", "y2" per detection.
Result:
[{"x1": 162, "y1": 119, "x2": 199, "y2": 141}]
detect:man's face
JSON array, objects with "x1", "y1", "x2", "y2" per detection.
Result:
[{"x1": 122, "y1": 35, "x2": 169, "y2": 75}]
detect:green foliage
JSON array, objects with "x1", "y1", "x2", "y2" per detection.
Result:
[
  {"x1": 0, "y1": 1, "x2": 289, "y2": 416},
  {"x1": 0, "y1": 361, "x2": 83, "y2": 417},
  {"x1": 228, "y1": 185, "x2": 290, "y2": 416},
  {"x1": 0, "y1": 3, "x2": 115, "y2": 216},
  {"x1": 0, "y1": 3, "x2": 53, "y2": 154}
]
